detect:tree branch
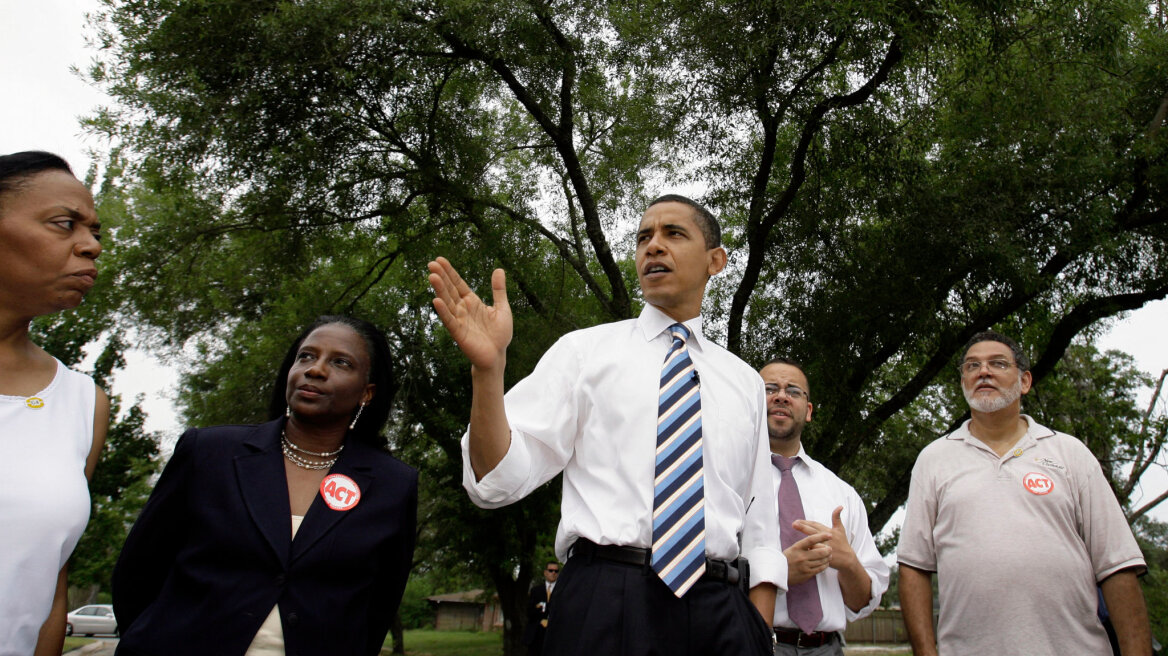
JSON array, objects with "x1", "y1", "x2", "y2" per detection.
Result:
[
  {"x1": 1130, "y1": 480, "x2": 1168, "y2": 523},
  {"x1": 1031, "y1": 284, "x2": 1168, "y2": 383},
  {"x1": 729, "y1": 34, "x2": 905, "y2": 352},
  {"x1": 432, "y1": 17, "x2": 631, "y2": 319},
  {"x1": 1124, "y1": 369, "x2": 1168, "y2": 500}
]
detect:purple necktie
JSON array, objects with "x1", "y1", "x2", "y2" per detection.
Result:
[{"x1": 773, "y1": 454, "x2": 823, "y2": 634}]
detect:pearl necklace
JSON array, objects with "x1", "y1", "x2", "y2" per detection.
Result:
[{"x1": 281, "y1": 431, "x2": 343, "y2": 470}]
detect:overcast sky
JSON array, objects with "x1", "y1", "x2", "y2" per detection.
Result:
[{"x1": 4, "y1": 0, "x2": 1167, "y2": 517}]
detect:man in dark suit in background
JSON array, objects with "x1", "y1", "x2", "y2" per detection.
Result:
[{"x1": 524, "y1": 561, "x2": 559, "y2": 655}]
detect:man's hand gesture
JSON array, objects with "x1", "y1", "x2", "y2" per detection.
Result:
[
  {"x1": 784, "y1": 532, "x2": 832, "y2": 585},
  {"x1": 428, "y1": 257, "x2": 515, "y2": 478},
  {"x1": 428, "y1": 257, "x2": 512, "y2": 372},
  {"x1": 794, "y1": 506, "x2": 857, "y2": 572}
]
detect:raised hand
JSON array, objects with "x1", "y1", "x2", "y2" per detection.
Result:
[
  {"x1": 794, "y1": 506, "x2": 856, "y2": 572},
  {"x1": 427, "y1": 257, "x2": 513, "y2": 371},
  {"x1": 783, "y1": 531, "x2": 832, "y2": 585}
]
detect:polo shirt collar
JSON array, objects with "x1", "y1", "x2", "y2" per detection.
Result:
[
  {"x1": 637, "y1": 303, "x2": 708, "y2": 353},
  {"x1": 949, "y1": 413, "x2": 1056, "y2": 450}
]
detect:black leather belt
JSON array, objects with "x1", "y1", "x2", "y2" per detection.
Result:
[
  {"x1": 569, "y1": 539, "x2": 740, "y2": 585},
  {"x1": 774, "y1": 627, "x2": 836, "y2": 648}
]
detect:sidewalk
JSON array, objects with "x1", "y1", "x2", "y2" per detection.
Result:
[{"x1": 68, "y1": 641, "x2": 117, "y2": 656}]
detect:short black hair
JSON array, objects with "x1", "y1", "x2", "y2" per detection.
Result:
[
  {"x1": 268, "y1": 315, "x2": 395, "y2": 447},
  {"x1": 648, "y1": 194, "x2": 722, "y2": 249},
  {"x1": 0, "y1": 151, "x2": 74, "y2": 207},
  {"x1": 760, "y1": 357, "x2": 810, "y2": 397},
  {"x1": 762, "y1": 356, "x2": 804, "y2": 371},
  {"x1": 962, "y1": 330, "x2": 1030, "y2": 372}
]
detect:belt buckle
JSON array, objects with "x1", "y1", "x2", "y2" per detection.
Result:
[{"x1": 796, "y1": 632, "x2": 827, "y2": 648}]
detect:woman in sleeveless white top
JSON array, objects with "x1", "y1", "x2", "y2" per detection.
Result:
[
  {"x1": 0, "y1": 360, "x2": 96, "y2": 655},
  {"x1": 0, "y1": 152, "x2": 108, "y2": 655}
]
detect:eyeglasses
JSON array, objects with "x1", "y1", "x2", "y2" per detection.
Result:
[
  {"x1": 959, "y1": 359, "x2": 1017, "y2": 376},
  {"x1": 546, "y1": 568, "x2": 559, "y2": 573},
  {"x1": 764, "y1": 384, "x2": 807, "y2": 401}
]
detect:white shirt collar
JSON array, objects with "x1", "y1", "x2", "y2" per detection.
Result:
[
  {"x1": 636, "y1": 303, "x2": 707, "y2": 352},
  {"x1": 771, "y1": 443, "x2": 811, "y2": 470}
]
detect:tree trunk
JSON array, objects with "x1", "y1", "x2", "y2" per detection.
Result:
[
  {"x1": 390, "y1": 610, "x2": 405, "y2": 655},
  {"x1": 492, "y1": 568, "x2": 536, "y2": 656}
]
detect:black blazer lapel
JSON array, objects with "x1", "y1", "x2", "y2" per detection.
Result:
[
  {"x1": 234, "y1": 420, "x2": 293, "y2": 565},
  {"x1": 289, "y1": 439, "x2": 376, "y2": 563}
]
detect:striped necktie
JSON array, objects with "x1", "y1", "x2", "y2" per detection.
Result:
[{"x1": 652, "y1": 322, "x2": 706, "y2": 597}]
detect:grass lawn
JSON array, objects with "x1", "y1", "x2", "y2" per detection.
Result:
[
  {"x1": 385, "y1": 629, "x2": 502, "y2": 656},
  {"x1": 62, "y1": 637, "x2": 96, "y2": 653}
]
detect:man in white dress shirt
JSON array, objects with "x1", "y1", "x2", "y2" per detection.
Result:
[
  {"x1": 428, "y1": 195, "x2": 785, "y2": 656},
  {"x1": 761, "y1": 358, "x2": 889, "y2": 655}
]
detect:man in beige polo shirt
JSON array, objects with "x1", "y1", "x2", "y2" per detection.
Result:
[{"x1": 897, "y1": 331, "x2": 1151, "y2": 656}]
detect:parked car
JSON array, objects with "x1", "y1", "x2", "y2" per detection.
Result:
[{"x1": 65, "y1": 604, "x2": 117, "y2": 637}]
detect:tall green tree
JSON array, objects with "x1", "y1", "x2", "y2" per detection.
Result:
[
  {"x1": 1027, "y1": 344, "x2": 1167, "y2": 517},
  {"x1": 85, "y1": 1, "x2": 1166, "y2": 651},
  {"x1": 1133, "y1": 517, "x2": 1168, "y2": 640}
]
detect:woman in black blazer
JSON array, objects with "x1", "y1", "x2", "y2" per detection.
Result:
[{"x1": 113, "y1": 316, "x2": 417, "y2": 656}]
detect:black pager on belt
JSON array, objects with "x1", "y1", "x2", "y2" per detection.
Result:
[{"x1": 736, "y1": 556, "x2": 750, "y2": 595}]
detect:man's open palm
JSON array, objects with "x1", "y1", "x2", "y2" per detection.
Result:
[{"x1": 428, "y1": 257, "x2": 513, "y2": 370}]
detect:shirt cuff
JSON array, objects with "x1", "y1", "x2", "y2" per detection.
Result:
[
  {"x1": 844, "y1": 577, "x2": 883, "y2": 622},
  {"x1": 744, "y1": 545, "x2": 787, "y2": 592},
  {"x1": 461, "y1": 427, "x2": 533, "y2": 508}
]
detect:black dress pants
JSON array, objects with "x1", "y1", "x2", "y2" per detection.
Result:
[{"x1": 542, "y1": 552, "x2": 774, "y2": 656}]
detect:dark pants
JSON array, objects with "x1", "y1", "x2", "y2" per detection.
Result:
[{"x1": 543, "y1": 552, "x2": 774, "y2": 656}]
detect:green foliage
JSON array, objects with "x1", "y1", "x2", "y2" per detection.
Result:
[
  {"x1": 70, "y1": 399, "x2": 160, "y2": 595},
  {"x1": 1027, "y1": 345, "x2": 1152, "y2": 499},
  {"x1": 398, "y1": 577, "x2": 440, "y2": 630},
  {"x1": 1023, "y1": 340, "x2": 1168, "y2": 528},
  {"x1": 82, "y1": 1, "x2": 1167, "y2": 651},
  {"x1": 1134, "y1": 518, "x2": 1168, "y2": 641}
]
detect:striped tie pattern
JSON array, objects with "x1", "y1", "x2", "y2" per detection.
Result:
[{"x1": 652, "y1": 323, "x2": 706, "y2": 597}]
